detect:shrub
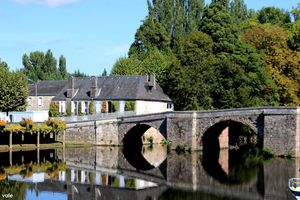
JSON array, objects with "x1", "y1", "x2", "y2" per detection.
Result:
[
  {"x1": 125, "y1": 101, "x2": 135, "y2": 111},
  {"x1": 4, "y1": 124, "x2": 25, "y2": 133},
  {"x1": 49, "y1": 102, "x2": 59, "y2": 117},
  {"x1": 146, "y1": 136, "x2": 154, "y2": 144},
  {"x1": 0, "y1": 119, "x2": 6, "y2": 129},
  {"x1": 46, "y1": 119, "x2": 66, "y2": 131},
  {"x1": 32, "y1": 124, "x2": 52, "y2": 133},
  {"x1": 112, "y1": 101, "x2": 119, "y2": 112},
  {"x1": 89, "y1": 101, "x2": 95, "y2": 115},
  {"x1": 175, "y1": 144, "x2": 187, "y2": 154},
  {"x1": 262, "y1": 147, "x2": 274, "y2": 160},
  {"x1": 161, "y1": 139, "x2": 172, "y2": 153},
  {"x1": 19, "y1": 118, "x2": 34, "y2": 131}
]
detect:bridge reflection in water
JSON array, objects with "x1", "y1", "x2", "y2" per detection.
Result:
[{"x1": 0, "y1": 145, "x2": 297, "y2": 200}]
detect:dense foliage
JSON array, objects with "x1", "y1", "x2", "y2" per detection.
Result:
[
  {"x1": 112, "y1": 0, "x2": 300, "y2": 110},
  {"x1": 0, "y1": 64, "x2": 28, "y2": 113},
  {"x1": 21, "y1": 49, "x2": 89, "y2": 82}
]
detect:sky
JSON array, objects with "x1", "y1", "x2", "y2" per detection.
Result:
[{"x1": 0, "y1": 0, "x2": 299, "y2": 75}]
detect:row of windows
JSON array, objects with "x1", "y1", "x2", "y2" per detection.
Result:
[{"x1": 27, "y1": 97, "x2": 43, "y2": 106}]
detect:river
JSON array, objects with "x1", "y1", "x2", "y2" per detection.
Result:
[{"x1": 0, "y1": 145, "x2": 297, "y2": 200}]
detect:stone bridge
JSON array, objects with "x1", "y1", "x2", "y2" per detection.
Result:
[
  {"x1": 53, "y1": 147, "x2": 295, "y2": 200},
  {"x1": 62, "y1": 107, "x2": 300, "y2": 156}
]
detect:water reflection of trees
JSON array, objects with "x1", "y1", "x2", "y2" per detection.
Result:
[
  {"x1": 0, "y1": 181, "x2": 27, "y2": 200},
  {"x1": 201, "y1": 120, "x2": 263, "y2": 185}
]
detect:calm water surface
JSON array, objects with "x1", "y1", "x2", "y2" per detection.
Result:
[{"x1": 0, "y1": 145, "x2": 297, "y2": 200}]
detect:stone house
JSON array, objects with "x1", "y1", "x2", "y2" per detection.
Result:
[
  {"x1": 27, "y1": 80, "x2": 67, "y2": 111},
  {"x1": 27, "y1": 75, "x2": 173, "y2": 115}
]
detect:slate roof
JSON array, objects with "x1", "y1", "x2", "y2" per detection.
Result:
[
  {"x1": 52, "y1": 75, "x2": 172, "y2": 102},
  {"x1": 28, "y1": 80, "x2": 68, "y2": 96}
]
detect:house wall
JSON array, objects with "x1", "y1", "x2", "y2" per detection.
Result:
[
  {"x1": 0, "y1": 111, "x2": 48, "y2": 122},
  {"x1": 56, "y1": 100, "x2": 173, "y2": 116},
  {"x1": 135, "y1": 100, "x2": 173, "y2": 115},
  {"x1": 27, "y1": 96, "x2": 54, "y2": 111}
]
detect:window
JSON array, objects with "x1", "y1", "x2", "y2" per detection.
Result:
[
  {"x1": 167, "y1": 103, "x2": 172, "y2": 109},
  {"x1": 38, "y1": 97, "x2": 43, "y2": 106}
]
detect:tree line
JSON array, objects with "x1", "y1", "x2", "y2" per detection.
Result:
[
  {"x1": 112, "y1": 0, "x2": 300, "y2": 110},
  {"x1": 0, "y1": 49, "x2": 109, "y2": 113}
]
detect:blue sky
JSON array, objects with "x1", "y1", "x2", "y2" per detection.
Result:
[{"x1": 0, "y1": 0, "x2": 299, "y2": 75}]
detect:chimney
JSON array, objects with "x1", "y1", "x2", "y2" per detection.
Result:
[
  {"x1": 67, "y1": 76, "x2": 75, "y2": 98},
  {"x1": 150, "y1": 74, "x2": 156, "y2": 89},
  {"x1": 91, "y1": 76, "x2": 98, "y2": 98},
  {"x1": 145, "y1": 74, "x2": 156, "y2": 92}
]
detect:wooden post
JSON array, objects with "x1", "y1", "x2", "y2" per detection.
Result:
[
  {"x1": 37, "y1": 132, "x2": 40, "y2": 148},
  {"x1": 9, "y1": 131, "x2": 12, "y2": 150},
  {"x1": 9, "y1": 150, "x2": 12, "y2": 166},
  {"x1": 37, "y1": 148, "x2": 40, "y2": 164}
]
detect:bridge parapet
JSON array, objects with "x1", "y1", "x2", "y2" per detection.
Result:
[{"x1": 62, "y1": 107, "x2": 300, "y2": 156}]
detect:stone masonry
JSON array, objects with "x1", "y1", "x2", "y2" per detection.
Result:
[{"x1": 61, "y1": 107, "x2": 300, "y2": 156}]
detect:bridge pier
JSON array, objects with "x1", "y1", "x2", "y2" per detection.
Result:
[{"x1": 61, "y1": 107, "x2": 300, "y2": 157}]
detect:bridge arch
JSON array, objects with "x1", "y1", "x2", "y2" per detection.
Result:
[
  {"x1": 202, "y1": 119, "x2": 258, "y2": 150},
  {"x1": 122, "y1": 124, "x2": 167, "y2": 171},
  {"x1": 201, "y1": 119, "x2": 262, "y2": 185}
]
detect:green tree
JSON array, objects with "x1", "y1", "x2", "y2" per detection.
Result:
[
  {"x1": 0, "y1": 67, "x2": 29, "y2": 114},
  {"x1": 292, "y1": 3, "x2": 300, "y2": 21},
  {"x1": 71, "y1": 69, "x2": 87, "y2": 77},
  {"x1": 102, "y1": 68, "x2": 108, "y2": 76},
  {"x1": 199, "y1": 0, "x2": 278, "y2": 108},
  {"x1": 229, "y1": 0, "x2": 250, "y2": 23},
  {"x1": 166, "y1": 31, "x2": 218, "y2": 110},
  {"x1": 257, "y1": 7, "x2": 291, "y2": 26},
  {"x1": 0, "y1": 58, "x2": 8, "y2": 70},
  {"x1": 58, "y1": 55, "x2": 67, "y2": 79},
  {"x1": 112, "y1": 48, "x2": 173, "y2": 85},
  {"x1": 22, "y1": 49, "x2": 61, "y2": 81},
  {"x1": 288, "y1": 19, "x2": 300, "y2": 51},
  {"x1": 128, "y1": 17, "x2": 171, "y2": 55}
]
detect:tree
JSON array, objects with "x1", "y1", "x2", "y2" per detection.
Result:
[
  {"x1": 0, "y1": 67, "x2": 29, "y2": 114},
  {"x1": 229, "y1": 0, "x2": 249, "y2": 23},
  {"x1": 112, "y1": 48, "x2": 173, "y2": 85},
  {"x1": 166, "y1": 31, "x2": 218, "y2": 110},
  {"x1": 292, "y1": 3, "x2": 300, "y2": 21},
  {"x1": 101, "y1": 68, "x2": 107, "y2": 76},
  {"x1": 257, "y1": 7, "x2": 291, "y2": 26},
  {"x1": 71, "y1": 69, "x2": 87, "y2": 77},
  {"x1": 0, "y1": 58, "x2": 8, "y2": 70},
  {"x1": 199, "y1": 0, "x2": 278, "y2": 108},
  {"x1": 242, "y1": 24, "x2": 300, "y2": 105},
  {"x1": 59, "y1": 55, "x2": 67, "y2": 79},
  {"x1": 128, "y1": 17, "x2": 171, "y2": 56},
  {"x1": 288, "y1": 19, "x2": 300, "y2": 51},
  {"x1": 22, "y1": 49, "x2": 61, "y2": 81}
]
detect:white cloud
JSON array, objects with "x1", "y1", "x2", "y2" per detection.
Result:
[{"x1": 13, "y1": 0, "x2": 80, "y2": 7}]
